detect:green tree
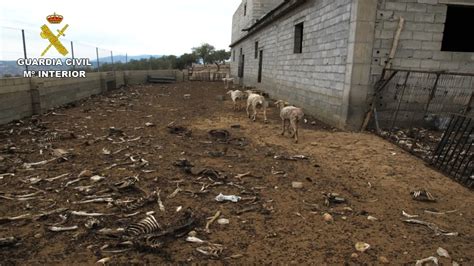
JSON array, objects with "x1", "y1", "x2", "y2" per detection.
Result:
[
  {"x1": 209, "y1": 49, "x2": 231, "y2": 71},
  {"x1": 176, "y1": 53, "x2": 198, "y2": 69},
  {"x1": 192, "y1": 43, "x2": 216, "y2": 65}
]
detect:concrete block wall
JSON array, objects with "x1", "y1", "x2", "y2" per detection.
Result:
[
  {"x1": 34, "y1": 73, "x2": 102, "y2": 111},
  {"x1": 125, "y1": 70, "x2": 179, "y2": 84},
  {"x1": 0, "y1": 78, "x2": 33, "y2": 125},
  {"x1": 371, "y1": 0, "x2": 474, "y2": 80},
  {"x1": 0, "y1": 69, "x2": 184, "y2": 125},
  {"x1": 231, "y1": 0, "x2": 284, "y2": 44},
  {"x1": 231, "y1": 0, "x2": 353, "y2": 127}
]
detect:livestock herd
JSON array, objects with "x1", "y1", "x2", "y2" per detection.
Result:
[{"x1": 223, "y1": 78, "x2": 305, "y2": 143}]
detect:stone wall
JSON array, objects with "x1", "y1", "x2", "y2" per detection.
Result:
[
  {"x1": 230, "y1": 0, "x2": 355, "y2": 127},
  {"x1": 371, "y1": 0, "x2": 474, "y2": 80},
  {"x1": 0, "y1": 70, "x2": 183, "y2": 125}
]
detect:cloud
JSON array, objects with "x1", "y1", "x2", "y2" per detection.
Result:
[{"x1": 0, "y1": 0, "x2": 240, "y2": 60}]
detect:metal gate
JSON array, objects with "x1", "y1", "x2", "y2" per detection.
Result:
[
  {"x1": 367, "y1": 68, "x2": 474, "y2": 189},
  {"x1": 430, "y1": 114, "x2": 473, "y2": 188}
]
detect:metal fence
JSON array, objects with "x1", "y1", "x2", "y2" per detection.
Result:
[
  {"x1": 0, "y1": 26, "x2": 128, "y2": 77},
  {"x1": 369, "y1": 68, "x2": 474, "y2": 188},
  {"x1": 431, "y1": 114, "x2": 473, "y2": 188}
]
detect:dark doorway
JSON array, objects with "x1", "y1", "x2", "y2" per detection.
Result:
[
  {"x1": 441, "y1": 5, "x2": 474, "y2": 52},
  {"x1": 258, "y1": 50, "x2": 263, "y2": 83},
  {"x1": 238, "y1": 54, "x2": 245, "y2": 78}
]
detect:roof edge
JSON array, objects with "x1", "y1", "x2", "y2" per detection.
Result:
[{"x1": 229, "y1": 0, "x2": 307, "y2": 48}]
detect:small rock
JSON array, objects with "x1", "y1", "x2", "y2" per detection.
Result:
[
  {"x1": 183, "y1": 94, "x2": 191, "y2": 99},
  {"x1": 34, "y1": 233, "x2": 42, "y2": 238},
  {"x1": 355, "y1": 242, "x2": 370, "y2": 252},
  {"x1": 0, "y1": 156, "x2": 4, "y2": 162},
  {"x1": 90, "y1": 175, "x2": 105, "y2": 182},
  {"x1": 323, "y1": 213, "x2": 333, "y2": 223},
  {"x1": 78, "y1": 169, "x2": 93, "y2": 178},
  {"x1": 292, "y1": 182, "x2": 303, "y2": 189},
  {"x1": 341, "y1": 216, "x2": 347, "y2": 220},
  {"x1": 436, "y1": 247, "x2": 450, "y2": 258},
  {"x1": 378, "y1": 256, "x2": 389, "y2": 264},
  {"x1": 351, "y1": 253, "x2": 359, "y2": 259},
  {"x1": 367, "y1": 215, "x2": 378, "y2": 221},
  {"x1": 217, "y1": 218, "x2": 229, "y2": 225},
  {"x1": 188, "y1": 230, "x2": 197, "y2": 237}
]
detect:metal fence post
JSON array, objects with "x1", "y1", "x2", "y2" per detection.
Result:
[
  {"x1": 70, "y1": 41, "x2": 75, "y2": 70},
  {"x1": 21, "y1": 29, "x2": 28, "y2": 72},
  {"x1": 110, "y1": 51, "x2": 114, "y2": 71},
  {"x1": 96, "y1": 47, "x2": 100, "y2": 72}
]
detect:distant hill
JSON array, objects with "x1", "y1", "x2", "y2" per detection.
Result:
[
  {"x1": 0, "y1": 54, "x2": 163, "y2": 77},
  {"x1": 93, "y1": 54, "x2": 163, "y2": 64}
]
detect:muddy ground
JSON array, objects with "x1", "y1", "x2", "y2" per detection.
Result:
[{"x1": 0, "y1": 82, "x2": 472, "y2": 264}]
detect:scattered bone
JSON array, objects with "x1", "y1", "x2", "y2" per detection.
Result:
[
  {"x1": 196, "y1": 243, "x2": 224, "y2": 258},
  {"x1": 70, "y1": 211, "x2": 112, "y2": 217},
  {"x1": 73, "y1": 198, "x2": 114, "y2": 204},
  {"x1": 402, "y1": 210, "x2": 419, "y2": 218},
  {"x1": 415, "y1": 256, "x2": 438, "y2": 266},
  {"x1": 48, "y1": 225, "x2": 78, "y2": 232},
  {"x1": 411, "y1": 190, "x2": 436, "y2": 202},
  {"x1": 23, "y1": 158, "x2": 56, "y2": 169},
  {"x1": 65, "y1": 178, "x2": 82, "y2": 187},
  {"x1": 235, "y1": 205, "x2": 261, "y2": 215},
  {"x1": 215, "y1": 193, "x2": 241, "y2": 202},
  {"x1": 234, "y1": 172, "x2": 251, "y2": 180},
  {"x1": 145, "y1": 122, "x2": 155, "y2": 127},
  {"x1": 0, "y1": 173, "x2": 15, "y2": 179},
  {"x1": 205, "y1": 210, "x2": 221, "y2": 234},
  {"x1": 102, "y1": 148, "x2": 111, "y2": 155},
  {"x1": 52, "y1": 148, "x2": 70, "y2": 158},
  {"x1": 403, "y1": 219, "x2": 458, "y2": 236},
  {"x1": 424, "y1": 209, "x2": 458, "y2": 215},
  {"x1": 97, "y1": 228, "x2": 125, "y2": 237},
  {"x1": 125, "y1": 215, "x2": 162, "y2": 236},
  {"x1": 46, "y1": 173, "x2": 69, "y2": 182},
  {"x1": 167, "y1": 186, "x2": 182, "y2": 199},
  {"x1": 85, "y1": 218, "x2": 101, "y2": 229},
  {"x1": 96, "y1": 257, "x2": 111, "y2": 265},
  {"x1": 91, "y1": 175, "x2": 106, "y2": 182},
  {"x1": 324, "y1": 192, "x2": 346, "y2": 206},
  {"x1": 157, "y1": 190, "x2": 165, "y2": 212},
  {"x1": 35, "y1": 208, "x2": 68, "y2": 220},
  {"x1": 186, "y1": 236, "x2": 205, "y2": 243},
  {"x1": 0, "y1": 213, "x2": 32, "y2": 223}
]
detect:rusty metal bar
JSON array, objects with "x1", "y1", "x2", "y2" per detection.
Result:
[{"x1": 390, "y1": 71, "x2": 410, "y2": 132}]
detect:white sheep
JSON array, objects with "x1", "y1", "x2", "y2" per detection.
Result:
[
  {"x1": 226, "y1": 90, "x2": 244, "y2": 110},
  {"x1": 275, "y1": 100, "x2": 304, "y2": 143},
  {"x1": 222, "y1": 77, "x2": 234, "y2": 89},
  {"x1": 245, "y1": 90, "x2": 267, "y2": 122}
]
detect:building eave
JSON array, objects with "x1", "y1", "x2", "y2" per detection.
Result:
[{"x1": 229, "y1": 0, "x2": 307, "y2": 48}]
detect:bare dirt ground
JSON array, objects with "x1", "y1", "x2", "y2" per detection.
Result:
[{"x1": 0, "y1": 82, "x2": 472, "y2": 264}]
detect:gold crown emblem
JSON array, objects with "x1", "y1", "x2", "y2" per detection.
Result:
[{"x1": 46, "y1": 12, "x2": 63, "y2": 24}]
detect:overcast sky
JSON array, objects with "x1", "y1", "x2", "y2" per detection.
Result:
[{"x1": 0, "y1": 0, "x2": 240, "y2": 60}]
